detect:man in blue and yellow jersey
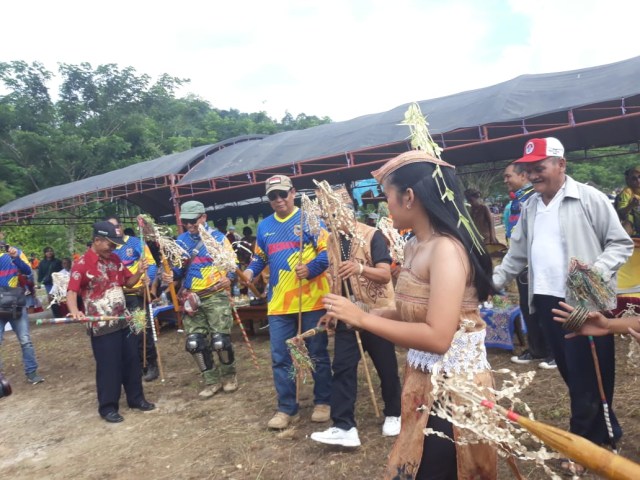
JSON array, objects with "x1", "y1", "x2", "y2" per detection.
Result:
[
  {"x1": 243, "y1": 175, "x2": 332, "y2": 430},
  {"x1": 164, "y1": 201, "x2": 238, "y2": 398},
  {"x1": 106, "y1": 216, "x2": 160, "y2": 382},
  {"x1": 0, "y1": 237, "x2": 44, "y2": 384}
]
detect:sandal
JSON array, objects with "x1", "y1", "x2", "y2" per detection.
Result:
[{"x1": 559, "y1": 459, "x2": 587, "y2": 477}]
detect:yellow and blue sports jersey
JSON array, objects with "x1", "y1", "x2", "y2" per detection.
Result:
[
  {"x1": 0, "y1": 250, "x2": 31, "y2": 287},
  {"x1": 174, "y1": 225, "x2": 234, "y2": 293},
  {"x1": 113, "y1": 235, "x2": 158, "y2": 289},
  {"x1": 248, "y1": 207, "x2": 330, "y2": 315}
]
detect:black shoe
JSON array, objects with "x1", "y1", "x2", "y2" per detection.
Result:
[
  {"x1": 102, "y1": 411, "x2": 124, "y2": 423},
  {"x1": 129, "y1": 400, "x2": 155, "y2": 411},
  {"x1": 143, "y1": 364, "x2": 159, "y2": 382}
]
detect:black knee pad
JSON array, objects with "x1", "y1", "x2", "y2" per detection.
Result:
[
  {"x1": 212, "y1": 333, "x2": 234, "y2": 365},
  {"x1": 186, "y1": 333, "x2": 214, "y2": 372}
]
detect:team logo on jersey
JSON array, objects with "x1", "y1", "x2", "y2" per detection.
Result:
[
  {"x1": 126, "y1": 248, "x2": 134, "y2": 258},
  {"x1": 293, "y1": 224, "x2": 302, "y2": 236}
]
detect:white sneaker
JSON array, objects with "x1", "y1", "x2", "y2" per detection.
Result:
[
  {"x1": 310, "y1": 427, "x2": 361, "y2": 447},
  {"x1": 382, "y1": 416, "x2": 401, "y2": 437},
  {"x1": 538, "y1": 359, "x2": 557, "y2": 370}
]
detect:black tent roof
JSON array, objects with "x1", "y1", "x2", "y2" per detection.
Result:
[{"x1": 2, "y1": 55, "x2": 640, "y2": 224}]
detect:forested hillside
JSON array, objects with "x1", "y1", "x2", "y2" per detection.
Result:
[{"x1": 0, "y1": 61, "x2": 331, "y2": 205}]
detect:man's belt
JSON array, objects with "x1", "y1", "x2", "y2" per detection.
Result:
[{"x1": 193, "y1": 285, "x2": 226, "y2": 299}]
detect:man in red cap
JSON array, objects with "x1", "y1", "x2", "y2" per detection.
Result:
[{"x1": 493, "y1": 137, "x2": 633, "y2": 474}]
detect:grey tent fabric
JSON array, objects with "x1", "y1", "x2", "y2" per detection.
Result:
[
  {"x1": 2, "y1": 55, "x2": 640, "y2": 219},
  {"x1": 0, "y1": 137, "x2": 263, "y2": 215},
  {"x1": 181, "y1": 55, "x2": 640, "y2": 184}
]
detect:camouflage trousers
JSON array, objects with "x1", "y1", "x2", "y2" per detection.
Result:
[{"x1": 183, "y1": 290, "x2": 236, "y2": 384}]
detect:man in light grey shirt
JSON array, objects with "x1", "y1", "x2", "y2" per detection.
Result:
[{"x1": 493, "y1": 137, "x2": 632, "y2": 460}]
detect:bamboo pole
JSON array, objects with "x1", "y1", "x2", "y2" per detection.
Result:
[
  {"x1": 354, "y1": 329, "x2": 380, "y2": 418},
  {"x1": 35, "y1": 316, "x2": 128, "y2": 325},
  {"x1": 137, "y1": 217, "x2": 167, "y2": 382},
  {"x1": 235, "y1": 268, "x2": 262, "y2": 299},
  {"x1": 228, "y1": 293, "x2": 260, "y2": 369},
  {"x1": 477, "y1": 397, "x2": 640, "y2": 479},
  {"x1": 160, "y1": 255, "x2": 183, "y2": 331},
  {"x1": 588, "y1": 335, "x2": 617, "y2": 453},
  {"x1": 295, "y1": 201, "x2": 305, "y2": 403},
  {"x1": 333, "y1": 223, "x2": 381, "y2": 419}
]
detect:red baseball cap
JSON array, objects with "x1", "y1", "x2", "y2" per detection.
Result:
[{"x1": 515, "y1": 137, "x2": 565, "y2": 163}]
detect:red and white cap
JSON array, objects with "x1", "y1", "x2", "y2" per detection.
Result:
[{"x1": 515, "y1": 137, "x2": 565, "y2": 163}]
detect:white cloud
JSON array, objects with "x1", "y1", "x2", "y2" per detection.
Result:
[{"x1": 2, "y1": 0, "x2": 639, "y2": 121}]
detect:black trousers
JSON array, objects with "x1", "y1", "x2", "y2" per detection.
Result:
[
  {"x1": 330, "y1": 321, "x2": 402, "y2": 430},
  {"x1": 517, "y1": 269, "x2": 551, "y2": 359},
  {"x1": 125, "y1": 294, "x2": 158, "y2": 366},
  {"x1": 534, "y1": 294, "x2": 621, "y2": 444},
  {"x1": 91, "y1": 327, "x2": 145, "y2": 416}
]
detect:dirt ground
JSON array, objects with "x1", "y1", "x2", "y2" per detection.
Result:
[{"x1": 1, "y1": 311, "x2": 639, "y2": 480}]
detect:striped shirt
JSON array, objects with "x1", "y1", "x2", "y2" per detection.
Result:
[
  {"x1": 0, "y1": 250, "x2": 31, "y2": 288},
  {"x1": 113, "y1": 235, "x2": 158, "y2": 289},
  {"x1": 248, "y1": 207, "x2": 329, "y2": 315},
  {"x1": 174, "y1": 225, "x2": 233, "y2": 292}
]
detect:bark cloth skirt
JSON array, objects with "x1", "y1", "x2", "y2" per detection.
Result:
[{"x1": 384, "y1": 268, "x2": 497, "y2": 480}]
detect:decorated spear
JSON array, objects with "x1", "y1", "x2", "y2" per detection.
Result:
[
  {"x1": 295, "y1": 196, "x2": 306, "y2": 402},
  {"x1": 197, "y1": 224, "x2": 260, "y2": 370},
  {"x1": 137, "y1": 216, "x2": 166, "y2": 383},
  {"x1": 314, "y1": 179, "x2": 381, "y2": 417},
  {"x1": 35, "y1": 314, "x2": 143, "y2": 327},
  {"x1": 471, "y1": 389, "x2": 640, "y2": 479},
  {"x1": 137, "y1": 214, "x2": 187, "y2": 331},
  {"x1": 419, "y1": 354, "x2": 640, "y2": 479},
  {"x1": 564, "y1": 257, "x2": 619, "y2": 452},
  {"x1": 286, "y1": 325, "x2": 326, "y2": 382}
]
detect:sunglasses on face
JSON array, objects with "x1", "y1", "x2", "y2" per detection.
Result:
[
  {"x1": 268, "y1": 189, "x2": 291, "y2": 201},
  {"x1": 180, "y1": 217, "x2": 200, "y2": 225}
]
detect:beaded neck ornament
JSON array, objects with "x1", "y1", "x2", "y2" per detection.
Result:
[{"x1": 372, "y1": 103, "x2": 485, "y2": 254}]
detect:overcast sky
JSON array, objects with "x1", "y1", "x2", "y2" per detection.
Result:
[{"x1": 4, "y1": 0, "x2": 639, "y2": 122}]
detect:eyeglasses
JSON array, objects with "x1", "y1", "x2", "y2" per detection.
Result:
[
  {"x1": 267, "y1": 189, "x2": 291, "y2": 201},
  {"x1": 180, "y1": 217, "x2": 199, "y2": 225}
]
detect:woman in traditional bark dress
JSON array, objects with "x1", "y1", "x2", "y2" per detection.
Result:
[{"x1": 323, "y1": 150, "x2": 498, "y2": 479}]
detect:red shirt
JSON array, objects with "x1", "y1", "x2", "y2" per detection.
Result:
[{"x1": 68, "y1": 248, "x2": 132, "y2": 335}]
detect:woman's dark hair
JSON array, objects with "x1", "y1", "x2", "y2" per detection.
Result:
[{"x1": 386, "y1": 162, "x2": 496, "y2": 300}]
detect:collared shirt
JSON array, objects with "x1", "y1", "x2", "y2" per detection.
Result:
[
  {"x1": 174, "y1": 224, "x2": 232, "y2": 292},
  {"x1": 68, "y1": 248, "x2": 132, "y2": 335},
  {"x1": 493, "y1": 175, "x2": 633, "y2": 313},
  {"x1": 531, "y1": 183, "x2": 567, "y2": 297},
  {"x1": 247, "y1": 207, "x2": 330, "y2": 315}
]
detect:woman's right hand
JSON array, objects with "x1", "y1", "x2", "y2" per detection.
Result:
[
  {"x1": 552, "y1": 301, "x2": 610, "y2": 338},
  {"x1": 322, "y1": 293, "x2": 365, "y2": 329}
]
